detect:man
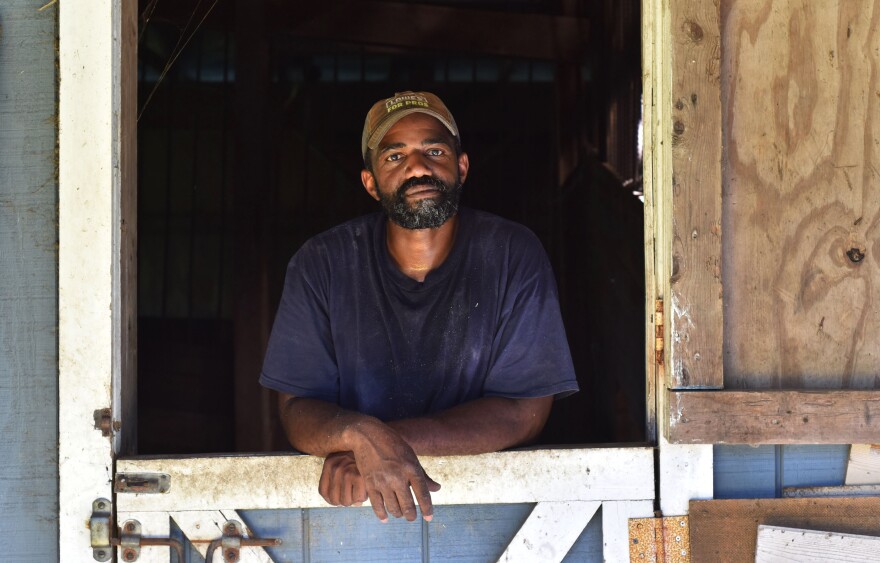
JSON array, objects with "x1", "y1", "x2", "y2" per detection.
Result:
[{"x1": 260, "y1": 91, "x2": 578, "y2": 523}]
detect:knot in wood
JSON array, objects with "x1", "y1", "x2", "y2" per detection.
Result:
[
  {"x1": 683, "y1": 19, "x2": 704, "y2": 42},
  {"x1": 846, "y1": 247, "x2": 865, "y2": 263},
  {"x1": 673, "y1": 120, "x2": 686, "y2": 135}
]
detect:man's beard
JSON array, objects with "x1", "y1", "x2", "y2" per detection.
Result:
[{"x1": 376, "y1": 175, "x2": 463, "y2": 230}]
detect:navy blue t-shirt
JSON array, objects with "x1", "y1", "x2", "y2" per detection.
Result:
[{"x1": 259, "y1": 207, "x2": 578, "y2": 421}]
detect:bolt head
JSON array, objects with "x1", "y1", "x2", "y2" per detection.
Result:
[
  {"x1": 123, "y1": 548, "x2": 137, "y2": 561},
  {"x1": 225, "y1": 549, "x2": 239, "y2": 562}
]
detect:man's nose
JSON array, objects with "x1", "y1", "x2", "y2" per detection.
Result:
[{"x1": 405, "y1": 152, "x2": 432, "y2": 177}]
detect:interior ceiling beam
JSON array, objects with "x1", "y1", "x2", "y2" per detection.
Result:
[
  {"x1": 284, "y1": 1, "x2": 590, "y2": 61},
  {"x1": 146, "y1": 1, "x2": 590, "y2": 62}
]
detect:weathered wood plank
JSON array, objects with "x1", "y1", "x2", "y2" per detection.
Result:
[
  {"x1": 116, "y1": 448, "x2": 655, "y2": 512},
  {"x1": 58, "y1": 1, "x2": 127, "y2": 560},
  {"x1": 846, "y1": 444, "x2": 880, "y2": 485},
  {"x1": 669, "y1": 390, "x2": 880, "y2": 444},
  {"x1": 783, "y1": 484, "x2": 880, "y2": 498},
  {"x1": 601, "y1": 500, "x2": 655, "y2": 562},
  {"x1": 498, "y1": 501, "x2": 600, "y2": 563},
  {"x1": 115, "y1": 0, "x2": 137, "y2": 457},
  {"x1": 0, "y1": 2, "x2": 60, "y2": 561},
  {"x1": 723, "y1": 0, "x2": 880, "y2": 390},
  {"x1": 690, "y1": 497, "x2": 880, "y2": 562},
  {"x1": 756, "y1": 525, "x2": 880, "y2": 563},
  {"x1": 667, "y1": 0, "x2": 724, "y2": 389}
]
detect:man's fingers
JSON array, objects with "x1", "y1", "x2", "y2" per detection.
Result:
[
  {"x1": 353, "y1": 476, "x2": 368, "y2": 505},
  {"x1": 367, "y1": 490, "x2": 389, "y2": 523},
  {"x1": 426, "y1": 473, "x2": 442, "y2": 493},
  {"x1": 395, "y1": 489, "x2": 419, "y2": 522},
  {"x1": 318, "y1": 461, "x2": 335, "y2": 505},
  {"x1": 410, "y1": 475, "x2": 436, "y2": 522},
  {"x1": 382, "y1": 487, "x2": 404, "y2": 519}
]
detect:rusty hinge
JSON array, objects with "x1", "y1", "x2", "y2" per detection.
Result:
[
  {"x1": 93, "y1": 408, "x2": 120, "y2": 437},
  {"x1": 655, "y1": 298, "x2": 665, "y2": 367},
  {"x1": 629, "y1": 515, "x2": 690, "y2": 562}
]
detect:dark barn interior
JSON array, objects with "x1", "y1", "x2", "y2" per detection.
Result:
[{"x1": 136, "y1": 0, "x2": 645, "y2": 454}]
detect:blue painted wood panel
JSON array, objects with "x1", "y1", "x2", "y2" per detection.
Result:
[
  {"x1": 714, "y1": 445, "x2": 850, "y2": 499},
  {"x1": 0, "y1": 1, "x2": 58, "y2": 561},
  {"x1": 232, "y1": 504, "x2": 604, "y2": 562}
]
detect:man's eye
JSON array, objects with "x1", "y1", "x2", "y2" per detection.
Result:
[
  {"x1": 427, "y1": 148, "x2": 443, "y2": 156},
  {"x1": 387, "y1": 154, "x2": 402, "y2": 162}
]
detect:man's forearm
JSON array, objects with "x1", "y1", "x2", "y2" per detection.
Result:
[
  {"x1": 387, "y1": 396, "x2": 553, "y2": 456},
  {"x1": 278, "y1": 394, "x2": 389, "y2": 456}
]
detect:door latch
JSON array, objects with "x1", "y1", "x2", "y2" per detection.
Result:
[
  {"x1": 89, "y1": 498, "x2": 184, "y2": 562},
  {"x1": 205, "y1": 520, "x2": 282, "y2": 563}
]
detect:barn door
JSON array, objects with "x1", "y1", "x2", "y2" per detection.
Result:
[{"x1": 652, "y1": 0, "x2": 880, "y2": 444}]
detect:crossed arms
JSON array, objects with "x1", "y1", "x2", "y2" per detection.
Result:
[{"x1": 278, "y1": 392, "x2": 553, "y2": 522}]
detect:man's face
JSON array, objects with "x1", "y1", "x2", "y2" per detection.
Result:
[{"x1": 361, "y1": 113, "x2": 469, "y2": 230}]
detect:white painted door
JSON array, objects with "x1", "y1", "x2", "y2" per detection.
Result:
[{"x1": 58, "y1": 3, "x2": 659, "y2": 562}]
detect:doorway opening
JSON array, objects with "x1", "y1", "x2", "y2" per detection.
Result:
[{"x1": 136, "y1": 0, "x2": 644, "y2": 454}]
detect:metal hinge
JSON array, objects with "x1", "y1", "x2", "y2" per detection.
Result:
[
  {"x1": 655, "y1": 298, "x2": 665, "y2": 366},
  {"x1": 629, "y1": 515, "x2": 690, "y2": 562},
  {"x1": 93, "y1": 408, "x2": 119, "y2": 437}
]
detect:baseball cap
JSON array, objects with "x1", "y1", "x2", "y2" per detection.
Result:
[{"x1": 361, "y1": 91, "x2": 460, "y2": 160}]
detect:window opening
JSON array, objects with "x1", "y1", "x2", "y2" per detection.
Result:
[{"x1": 136, "y1": 0, "x2": 644, "y2": 454}]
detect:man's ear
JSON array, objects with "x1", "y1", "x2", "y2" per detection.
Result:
[
  {"x1": 361, "y1": 169, "x2": 380, "y2": 201},
  {"x1": 457, "y1": 152, "x2": 470, "y2": 184}
]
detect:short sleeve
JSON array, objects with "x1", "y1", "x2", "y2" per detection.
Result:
[
  {"x1": 259, "y1": 242, "x2": 340, "y2": 402},
  {"x1": 482, "y1": 232, "x2": 579, "y2": 400}
]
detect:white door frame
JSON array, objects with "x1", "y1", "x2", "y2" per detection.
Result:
[
  {"x1": 59, "y1": 0, "x2": 136, "y2": 560},
  {"x1": 57, "y1": 1, "x2": 713, "y2": 560}
]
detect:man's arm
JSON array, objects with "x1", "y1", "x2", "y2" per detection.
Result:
[
  {"x1": 278, "y1": 393, "x2": 440, "y2": 522},
  {"x1": 278, "y1": 392, "x2": 553, "y2": 520},
  {"x1": 388, "y1": 395, "x2": 553, "y2": 455}
]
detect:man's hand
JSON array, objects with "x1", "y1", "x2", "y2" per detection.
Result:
[
  {"x1": 344, "y1": 420, "x2": 441, "y2": 523},
  {"x1": 319, "y1": 452, "x2": 367, "y2": 507}
]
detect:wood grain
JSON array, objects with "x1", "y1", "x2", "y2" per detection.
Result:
[
  {"x1": 117, "y1": 0, "x2": 138, "y2": 457},
  {"x1": 846, "y1": 444, "x2": 880, "y2": 484},
  {"x1": 668, "y1": 0, "x2": 724, "y2": 389},
  {"x1": 722, "y1": 0, "x2": 880, "y2": 389},
  {"x1": 689, "y1": 498, "x2": 880, "y2": 563},
  {"x1": 668, "y1": 389, "x2": 880, "y2": 443},
  {"x1": 756, "y1": 525, "x2": 880, "y2": 562}
]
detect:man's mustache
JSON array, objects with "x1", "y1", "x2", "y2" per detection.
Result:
[{"x1": 396, "y1": 176, "x2": 450, "y2": 198}]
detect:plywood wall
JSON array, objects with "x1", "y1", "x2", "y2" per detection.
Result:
[{"x1": 722, "y1": 0, "x2": 880, "y2": 389}]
